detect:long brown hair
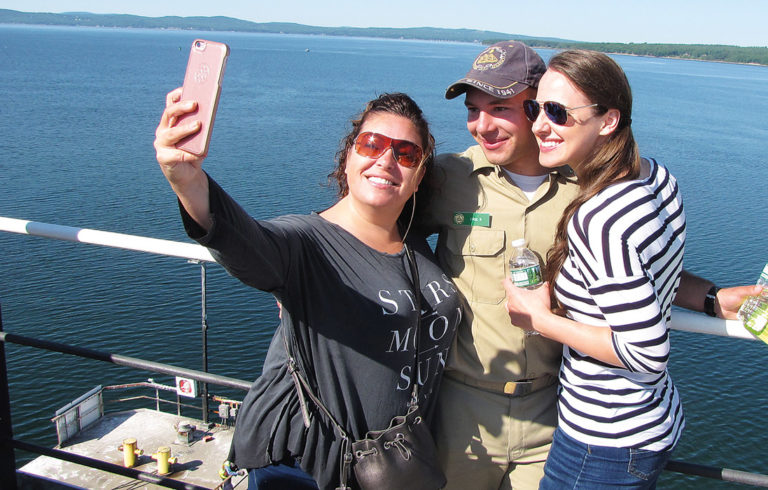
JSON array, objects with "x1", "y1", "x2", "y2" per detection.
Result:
[{"x1": 544, "y1": 50, "x2": 642, "y2": 289}]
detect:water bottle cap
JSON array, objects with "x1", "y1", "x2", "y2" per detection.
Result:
[{"x1": 511, "y1": 238, "x2": 526, "y2": 248}]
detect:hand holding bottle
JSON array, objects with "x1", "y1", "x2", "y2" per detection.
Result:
[{"x1": 503, "y1": 275, "x2": 552, "y2": 336}]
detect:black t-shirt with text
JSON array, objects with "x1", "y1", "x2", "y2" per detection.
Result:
[{"x1": 182, "y1": 176, "x2": 462, "y2": 489}]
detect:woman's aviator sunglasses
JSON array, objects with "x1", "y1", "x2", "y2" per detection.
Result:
[
  {"x1": 523, "y1": 99, "x2": 598, "y2": 126},
  {"x1": 354, "y1": 132, "x2": 424, "y2": 168}
]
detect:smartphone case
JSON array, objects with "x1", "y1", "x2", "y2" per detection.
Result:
[{"x1": 176, "y1": 39, "x2": 230, "y2": 156}]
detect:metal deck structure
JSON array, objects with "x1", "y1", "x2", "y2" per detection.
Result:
[{"x1": 19, "y1": 408, "x2": 246, "y2": 489}]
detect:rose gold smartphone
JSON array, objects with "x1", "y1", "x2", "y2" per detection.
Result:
[{"x1": 175, "y1": 39, "x2": 230, "y2": 156}]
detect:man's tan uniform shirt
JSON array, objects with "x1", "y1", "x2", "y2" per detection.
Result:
[{"x1": 421, "y1": 146, "x2": 580, "y2": 386}]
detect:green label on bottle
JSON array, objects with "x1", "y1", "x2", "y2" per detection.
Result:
[
  {"x1": 510, "y1": 265, "x2": 542, "y2": 288},
  {"x1": 744, "y1": 300, "x2": 768, "y2": 336},
  {"x1": 740, "y1": 261, "x2": 768, "y2": 343}
]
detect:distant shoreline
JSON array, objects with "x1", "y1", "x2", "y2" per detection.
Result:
[
  {"x1": 568, "y1": 48, "x2": 766, "y2": 68},
  {"x1": 2, "y1": 9, "x2": 767, "y2": 66}
]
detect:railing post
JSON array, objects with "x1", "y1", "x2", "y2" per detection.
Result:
[
  {"x1": 200, "y1": 262, "x2": 209, "y2": 424},
  {"x1": 0, "y1": 304, "x2": 18, "y2": 489}
]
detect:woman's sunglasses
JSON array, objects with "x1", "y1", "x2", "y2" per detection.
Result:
[
  {"x1": 354, "y1": 132, "x2": 424, "y2": 168},
  {"x1": 523, "y1": 100, "x2": 598, "y2": 126}
]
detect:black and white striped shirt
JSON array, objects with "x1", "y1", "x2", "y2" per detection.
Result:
[{"x1": 554, "y1": 158, "x2": 686, "y2": 451}]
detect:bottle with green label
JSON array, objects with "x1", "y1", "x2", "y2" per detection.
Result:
[
  {"x1": 738, "y1": 263, "x2": 768, "y2": 342},
  {"x1": 509, "y1": 239, "x2": 542, "y2": 289}
]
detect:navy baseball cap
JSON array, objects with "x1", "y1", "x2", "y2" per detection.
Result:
[{"x1": 445, "y1": 41, "x2": 546, "y2": 99}]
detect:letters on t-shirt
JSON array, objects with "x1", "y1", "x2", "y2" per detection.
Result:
[{"x1": 379, "y1": 273, "x2": 461, "y2": 394}]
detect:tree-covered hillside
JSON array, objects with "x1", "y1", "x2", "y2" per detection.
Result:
[{"x1": 3, "y1": 9, "x2": 767, "y2": 66}]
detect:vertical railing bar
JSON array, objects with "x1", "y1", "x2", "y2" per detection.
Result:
[
  {"x1": 200, "y1": 261, "x2": 209, "y2": 424},
  {"x1": 0, "y1": 304, "x2": 18, "y2": 489}
]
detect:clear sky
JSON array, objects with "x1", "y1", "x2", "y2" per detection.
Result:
[{"x1": 3, "y1": 0, "x2": 766, "y2": 47}]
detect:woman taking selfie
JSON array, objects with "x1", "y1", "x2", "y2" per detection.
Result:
[
  {"x1": 503, "y1": 49, "x2": 685, "y2": 489},
  {"x1": 154, "y1": 90, "x2": 461, "y2": 489}
]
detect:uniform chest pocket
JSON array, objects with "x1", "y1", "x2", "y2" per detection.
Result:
[{"x1": 443, "y1": 227, "x2": 507, "y2": 304}]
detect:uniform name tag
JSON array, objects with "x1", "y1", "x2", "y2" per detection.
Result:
[{"x1": 453, "y1": 212, "x2": 490, "y2": 227}]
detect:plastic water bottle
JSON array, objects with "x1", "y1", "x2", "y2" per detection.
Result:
[
  {"x1": 509, "y1": 239, "x2": 542, "y2": 337},
  {"x1": 509, "y1": 239, "x2": 542, "y2": 289},
  {"x1": 738, "y1": 263, "x2": 768, "y2": 342}
]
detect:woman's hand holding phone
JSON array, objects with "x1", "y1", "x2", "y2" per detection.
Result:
[
  {"x1": 154, "y1": 87, "x2": 213, "y2": 230},
  {"x1": 155, "y1": 87, "x2": 203, "y2": 180}
]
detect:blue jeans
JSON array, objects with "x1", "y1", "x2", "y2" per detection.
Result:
[
  {"x1": 539, "y1": 427, "x2": 672, "y2": 489},
  {"x1": 248, "y1": 459, "x2": 319, "y2": 490}
]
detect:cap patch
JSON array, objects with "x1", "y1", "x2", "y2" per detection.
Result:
[{"x1": 473, "y1": 47, "x2": 505, "y2": 71}]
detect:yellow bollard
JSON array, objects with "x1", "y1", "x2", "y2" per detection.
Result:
[
  {"x1": 152, "y1": 446, "x2": 178, "y2": 475},
  {"x1": 117, "y1": 438, "x2": 143, "y2": 468}
]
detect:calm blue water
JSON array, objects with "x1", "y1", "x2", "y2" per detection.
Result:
[{"x1": 1, "y1": 25, "x2": 767, "y2": 487}]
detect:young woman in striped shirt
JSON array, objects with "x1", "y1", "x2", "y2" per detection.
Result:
[{"x1": 503, "y1": 49, "x2": 685, "y2": 488}]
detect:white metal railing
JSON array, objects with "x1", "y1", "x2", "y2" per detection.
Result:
[
  {"x1": 0, "y1": 216, "x2": 214, "y2": 262},
  {"x1": 670, "y1": 309, "x2": 755, "y2": 340},
  {"x1": 0, "y1": 216, "x2": 757, "y2": 341}
]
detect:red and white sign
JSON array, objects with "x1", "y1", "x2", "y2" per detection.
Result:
[{"x1": 175, "y1": 377, "x2": 198, "y2": 398}]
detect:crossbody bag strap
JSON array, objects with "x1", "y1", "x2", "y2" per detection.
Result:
[
  {"x1": 281, "y1": 329, "x2": 353, "y2": 489},
  {"x1": 403, "y1": 243, "x2": 422, "y2": 405},
  {"x1": 281, "y1": 331, "x2": 347, "y2": 435}
]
